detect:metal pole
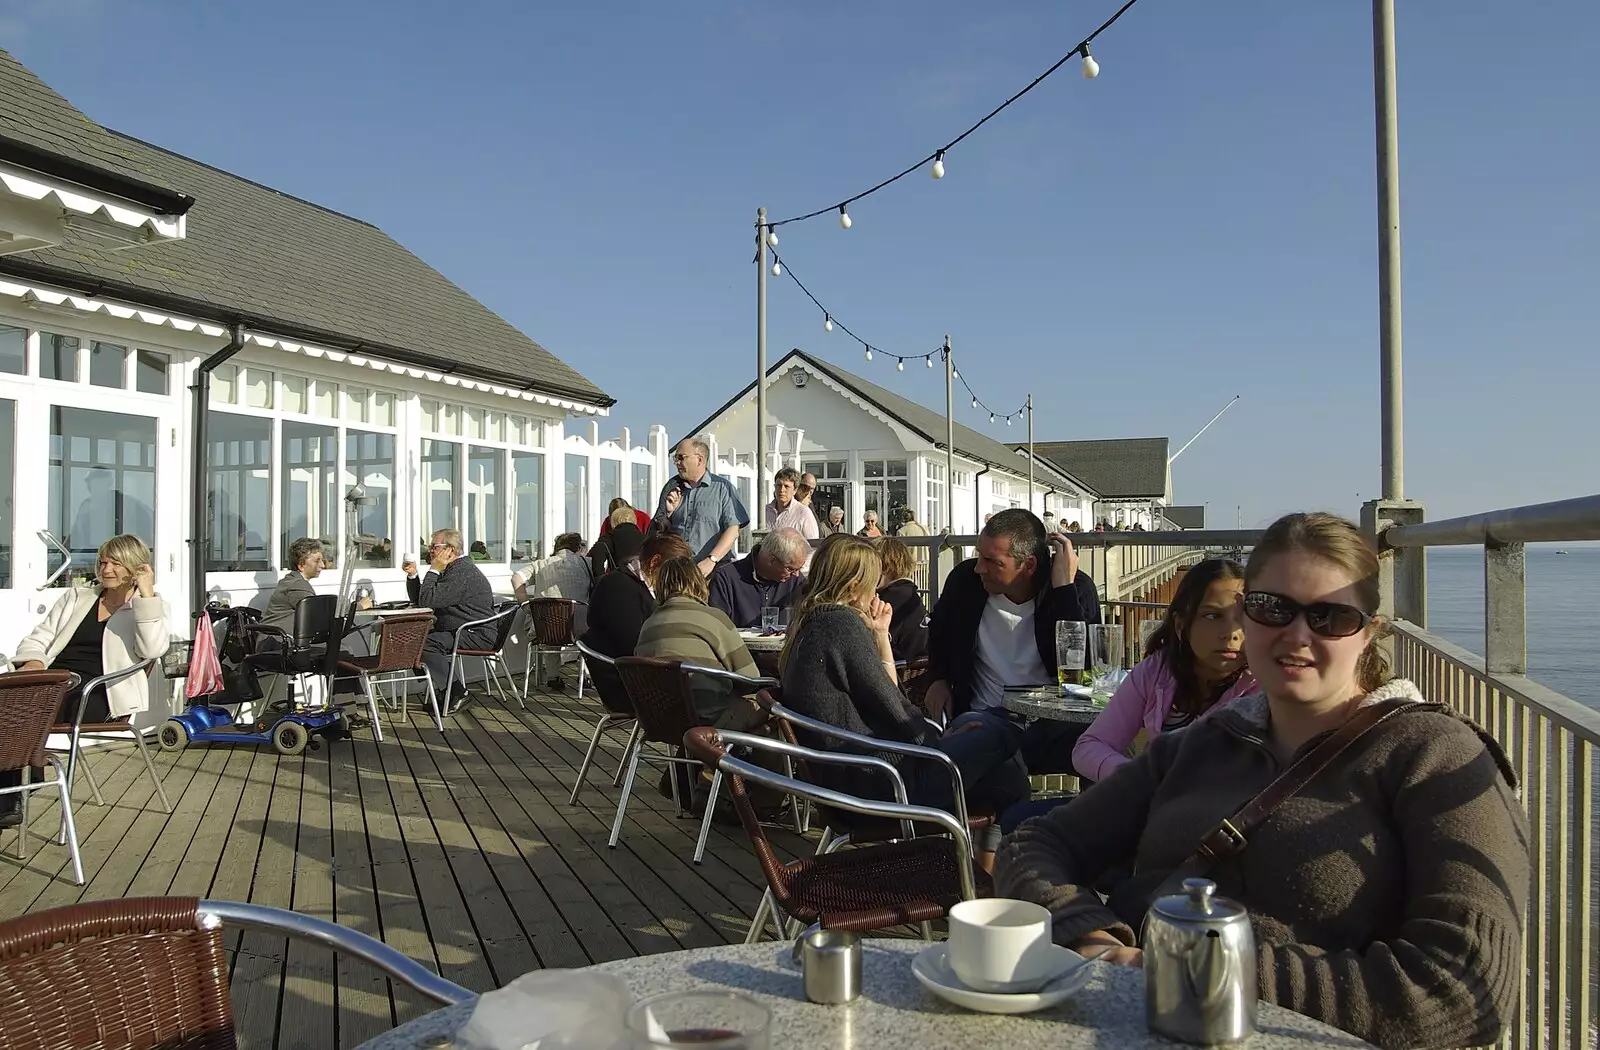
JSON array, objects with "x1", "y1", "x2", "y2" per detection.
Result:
[
  {"x1": 1374, "y1": 0, "x2": 1404, "y2": 500},
  {"x1": 943, "y1": 334, "x2": 954, "y2": 531},
  {"x1": 1026, "y1": 393, "x2": 1034, "y2": 515},
  {"x1": 756, "y1": 208, "x2": 768, "y2": 514}
]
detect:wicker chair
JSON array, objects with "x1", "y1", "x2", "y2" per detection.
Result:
[
  {"x1": 522, "y1": 597, "x2": 588, "y2": 700},
  {"x1": 336, "y1": 612, "x2": 438, "y2": 736},
  {"x1": 683, "y1": 726, "x2": 986, "y2": 943},
  {"x1": 51, "y1": 660, "x2": 171, "y2": 816},
  {"x1": 0, "y1": 670, "x2": 83, "y2": 885},
  {"x1": 0, "y1": 896, "x2": 471, "y2": 1050},
  {"x1": 609, "y1": 657, "x2": 775, "y2": 861},
  {"x1": 446, "y1": 602, "x2": 521, "y2": 714},
  {"x1": 567, "y1": 640, "x2": 636, "y2": 805}
]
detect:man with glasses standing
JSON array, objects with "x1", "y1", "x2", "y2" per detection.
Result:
[
  {"x1": 707, "y1": 527, "x2": 808, "y2": 629},
  {"x1": 406, "y1": 528, "x2": 495, "y2": 701},
  {"x1": 652, "y1": 435, "x2": 749, "y2": 577}
]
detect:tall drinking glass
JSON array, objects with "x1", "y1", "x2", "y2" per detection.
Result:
[
  {"x1": 1088, "y1": 623, "x2": 1124, "y2": 705},
  {"x1": 1055, "y1": 620, "x2": 1087, "y2": 693}
]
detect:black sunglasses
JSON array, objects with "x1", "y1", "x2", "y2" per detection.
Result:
[{"x1": 1242, "y1": 591, "x2": 1373, "y2": 639}]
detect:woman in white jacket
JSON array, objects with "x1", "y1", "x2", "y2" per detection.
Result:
[{"x1": 1, "y1": 534, "x2": 170, "y2": 827}]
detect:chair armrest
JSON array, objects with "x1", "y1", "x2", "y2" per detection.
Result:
[
  {"x1": 771, "y1": 703, "x2": 971, "y2": 835},
  {"x1": 575, "y1": 639, "x2": 616, "y2": 665},
  {"x1": 714, "y1": 751, "x2": 975, "y2": 901},
  {"x1": 715, "y1": 729, "x2": 908, "y2": 804},
  {"x1": 678, "y1": 661, "x2": 778, "y2": 694},
  {"x1": 197, "y1": 900, "x2": 472, "y2": 1006},
  {"x1": 69, "y1": 660, "x2": 157, "y2": 728},
  {"x1": 452, "y1": 605, "x2": 518, "y2": 646}
]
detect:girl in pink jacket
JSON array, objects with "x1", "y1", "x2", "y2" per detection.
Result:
[{"x1": 1072, "y1": 559, "x2": 1256, "y2": 782}]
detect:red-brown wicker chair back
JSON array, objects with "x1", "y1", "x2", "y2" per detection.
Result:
[
  {"x1": 0, "y1": 670, "x2": 75, "y2": 773},
  {"x1": 524, "y1": 598, "x2": 579, "y2": 647},
  {"x1": 0, "y1": 896, "x2": 235, "y2": 1050},
  {"x1": 682, "y1": 726, "x2": 795, "y2": 899},
  {"x1": 614, "y1": 657, "x2": 704, "y2": 746},
  {"x1": 366, "y1": 613, "x2": 435, "y2": 674}
]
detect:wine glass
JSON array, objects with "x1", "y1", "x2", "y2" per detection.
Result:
[{"x1": 1088, "y1": 623, "x2": 1124, "y2": 705}]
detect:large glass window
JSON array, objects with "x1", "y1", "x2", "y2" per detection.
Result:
[
  {"x1": 89, "y1": 341, "x2": 125, "y2": 389},
  {"x1": 421, "y1": 439, "x2": 459, "y2": 548},
  {"x1": 205, "y1": 413, "x2": 272, "y2": 571},
  {"x1": 282, "y1": 422, "x2": 338, "y2": 566},
  {"x1": 632, "y1": 462, "x2": 653, "y2": 511},
  {"x1": 512, "y1": 451, "x2": 543, "y2": 564},
  {"x1": 466, "y1": 446, "x2": 504, "y2": 561},
  {"x1": 564, "y1": 454, "x2": 588, "y2": 535},
  {"x1": 925, "y1": 461, "x2": 946, "y2": 531},
  {"x1": 862, "y1": 458, "x2": 909, "y2": 523},
  {"x1": 41, "y1": 333, "x2": 78, "y2": 382},
  {"x1": 50, "y1": 407, "x2": 158, "y2": 584},
  {"x1": 135, "y1": 350, "x2": 169, "y2": 395},
  {"x1": 599, "y1": 458, "x2": 622, "y2": 511},
  {"x1": 0, "y1": 399, "x2": 12, "y2": 587},
  {"x1": 345, "y1": 430, "x2": 395, "y2": 566},
  {"x1": 0, "y1": 324, "x2": 26, "y2": 375}
]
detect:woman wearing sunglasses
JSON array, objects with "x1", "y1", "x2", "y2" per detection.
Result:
[{"x1": 995, "y1": 512, "x2": 1528, "y2": 1050}]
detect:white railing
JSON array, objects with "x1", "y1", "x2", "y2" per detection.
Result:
[{"x1": 1383, "y1": 495, "x2": 1600, "y2": 1050}]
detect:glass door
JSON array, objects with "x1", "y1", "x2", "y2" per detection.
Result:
[{"x1": 48, "y1": 406, "x2": 159, "y2": 586}]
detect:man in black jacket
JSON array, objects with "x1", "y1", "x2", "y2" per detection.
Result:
[
  {"x1": 406, "y1": 528, "x2": 496, "y2": 700},
  {"x1": 925, "y1": 509, "x2": 1102, "y2": 780}
]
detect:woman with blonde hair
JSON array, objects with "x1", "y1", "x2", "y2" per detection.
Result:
[
  {"x1": 635, "y1": 555, "x2": 763, "y2": 729},
  {"x1": 874, "y1": 536, "x2": 927, "y2": 661},
  {"x1": 4, "y1": 534, "x2": 171, "y2": 827},
  {"x1": 996, "y1": 512, "x2": 1528, "y2": 1049},
  {"x1": 780, "y1": 536, "x2": 1029, "y2": 813}
]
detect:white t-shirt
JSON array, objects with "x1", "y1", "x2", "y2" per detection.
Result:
[{"x1": 969, "y1": 594, "x2": 1051, "y2": 710}]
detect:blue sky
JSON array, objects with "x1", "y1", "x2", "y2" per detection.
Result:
[{"x1": 4, "y1": 0, "x2": 1595, "y2": 526}]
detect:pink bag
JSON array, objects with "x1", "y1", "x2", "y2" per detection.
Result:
[{"x1": 185, "y1": 614, "x2": 225, "y2": 699}]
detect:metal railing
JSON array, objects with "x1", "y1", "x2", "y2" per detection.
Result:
[{"x1": 1383, "y1": 495, "x2": 1600, "y2": 1050}]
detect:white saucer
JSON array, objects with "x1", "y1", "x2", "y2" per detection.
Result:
[{"x1": 910, "y1": 943, "x2": 1090, "y2": 1015}]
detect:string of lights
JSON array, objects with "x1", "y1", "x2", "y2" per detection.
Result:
[
  {"x1": 770, "y1": 250, "x2": 1031, "y2": 426},
  {"x1": 758, "y1": 0, "x2": 1143, "y2": 236}
]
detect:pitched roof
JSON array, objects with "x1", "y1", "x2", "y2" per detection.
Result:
[
  {"x1": 1026, "y1": 437, "x2": 1170, "y2": 499},
  {"x1": 683, "y1": 349, "x2": 1095, "y2": 494},
  {"x1": 1164, "y1": 505, "x2": 1206, "y2": 529},
  {"x1": 0, "y1": 49, "x2": 610, "y2": 407},
  {"x1": 0, "y1": 49, "x2": 191, "y2": 212}
]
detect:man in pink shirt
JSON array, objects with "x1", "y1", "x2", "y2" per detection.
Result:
[{"x1": 763, "y1": 467, "x2": 819, "y2": 539}]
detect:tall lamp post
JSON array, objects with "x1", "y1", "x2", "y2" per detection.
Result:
[{"x1": 755, "y1": 208, "x2": 769, "y2": 514}]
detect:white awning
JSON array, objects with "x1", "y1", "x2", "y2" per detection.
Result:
[
  {"x1": 0, "y1": 160, "x2": 185, "y2": 244},
  {"x1": 0, "y1": 276, "x2": 607, "y2": 416}
]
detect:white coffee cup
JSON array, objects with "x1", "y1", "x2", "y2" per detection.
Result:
[
  {"x1": 401, "y1": 552, "x2": 419, "y2": 569},
  {"x1": 946, "y1": 898, "x2": 1056, "y2": 993}
]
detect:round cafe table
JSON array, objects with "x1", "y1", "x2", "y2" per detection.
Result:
[
  {"x1": 1001, "y1": 688, "x2": 1103, "y2": 726},
  {"x1": 739, "y1": 630, "x2": 785, "y2": 677},
  {"x1": 354, "y1": 939, "x2": 1372, "y2": 1049}
]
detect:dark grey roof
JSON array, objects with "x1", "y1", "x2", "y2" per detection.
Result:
[
  {"x1": 1026, "y1": 438, "x2": 1170, "y2": 499},
  {"x1": 683, "y1": 349, "x2": 1096, "y2": 494},
  {"x1": 0, "y1": 50, "x2": 609, "y2": 407},
  {"x1": 1164, "y1": 505, "x2": 1205, "y2": 529},
  {"x1": 0, "y1": 48, "x2": 191, "y2": 211}
]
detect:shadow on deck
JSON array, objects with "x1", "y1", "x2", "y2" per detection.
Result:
[{"x1": 0, "y1": 677, "x2": 810, "y2": 1049}]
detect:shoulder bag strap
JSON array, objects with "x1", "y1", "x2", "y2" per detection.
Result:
[{"x1": 1187, "y1": 697, "x2": 1417, "y2": 867}]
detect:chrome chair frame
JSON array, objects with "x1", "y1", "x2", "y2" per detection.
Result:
[
  {"x1": 567, "y1": 640, "x2": 636, "y2": 805},
  {"x1": 445, "y1": 604, "x2": 521, "y2": 714},
  {"x1": 692, "y1": 733, "x2": 976, "y2": 944},
  {"x1": 51, "y1": 659, "x2": 171, "y2": 815},
  {"x1": 521, "y1": 597, "x2": 589, "y2": 700},
  {"x1": 339, "y1": 613, "x2": 440, "y2": 736},
  {"x1": 196, "y1": 899, "x2": 472, "y2": 1005},
  {"x1": 1, "y1": 670, "x2": 84, "y2": 885}
]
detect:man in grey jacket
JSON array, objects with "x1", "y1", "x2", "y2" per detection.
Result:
[{"x1": 406, "y1": 528, "x2": 496, "y2": 699}]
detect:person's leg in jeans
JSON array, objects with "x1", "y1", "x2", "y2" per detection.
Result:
[
  {"x1": 937, "y1": 709, "x2": 1025, "y2": 790},
  {"x1": 420, "y1": 630, "x2": 459, "y2": 699}
]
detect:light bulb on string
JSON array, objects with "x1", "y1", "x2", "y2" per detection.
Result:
[
  {"x1": 771, "y1": 259, "x2": 782, "y2": 277},
  {"x1": 864, "y1": 346, "x2": 873, "y2": 361},
  {"x1": 931, "y1": 150, "x2": 946, "y2": 180},
  {"x1": 1081, "y1": 45, "x2": 1099, "y2": 79},
  {"x1": 1007, "y1": 415, "x2": 1013, "y2": 426},
  {"x1": 838, "y1": 205, "x2": 852, "y2": 230},
  {"x1": 925, "y1": 355, "x2": 933, "y2": 368},
  {"x1": 989, "y1": 413, "x2": 995, "y2": 423},
  {"x1": 766, "y1": 227, "x2": 778, "y2": 248},
  {"x1": 972, "y1": 397, "x2": 978, "y2": 409},
  {"x1": 952, "y1": 368, "x2": 959, "y2": 379},
  {"x1": 896, "y1": 358, "x2": 904, "y2": 371},
  {"x1": 823, "y1": 314, "x2": 832, "y2": 333}
]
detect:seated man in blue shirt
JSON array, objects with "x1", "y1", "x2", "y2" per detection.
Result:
[
  {"x1": 707, "y1": 527, "x2": 808, "y2": 629},
  {"x1": 651, "y1": 435, "x2": 749, "y2": 576}
]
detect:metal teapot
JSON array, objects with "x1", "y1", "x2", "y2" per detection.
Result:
[{"x1": 1143, "y1": 878, "x2": 1257, "y2": 1045}]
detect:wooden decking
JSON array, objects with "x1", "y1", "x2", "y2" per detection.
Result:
[{"x1": 0, "y1": 679, "x2": 807, "y2": 1049}]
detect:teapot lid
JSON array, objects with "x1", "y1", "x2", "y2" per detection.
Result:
[{"x1": 1151, "y1": 878, "x2": 1249, "y2": 925}]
